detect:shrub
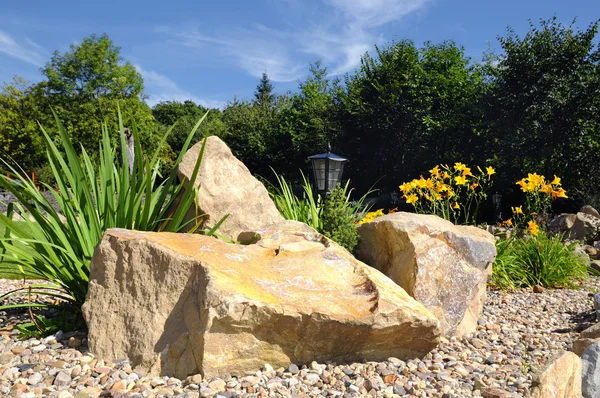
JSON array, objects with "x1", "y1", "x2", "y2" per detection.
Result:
[
  {"x1": 270, "y1": 171, "x2": 372, "y2": 251},
  {"x1": 399, "y1": 163, "x2": 495, "y2": 224},
  {"x1": 0, "y1": 108, "x2": 218, "y2": 333},
  {"x1": 322, "y1": 184, "x2": 359, "y2": 252},
  {"x1": 491, "y1": 231, "x2": 589, "y2": 290}
]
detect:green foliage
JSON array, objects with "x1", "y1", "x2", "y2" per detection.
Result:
[
  {"x1": 270, "y1": 171, "x2": 323, "y2": 231},
  {"x1": 491, "y1": 232, "x2": 589, "y2": 290},
  {"x1": 254, "y1": 72, "x2": 275, "y2": 106},
  {"x1": 338, "y1": 40, "x2": 485, "y2": 192},
  {"x1": 0, "y1": 78, "x2": 45, "y2": 172},
  {"x1": 271, "y1": 171, "x2": 371, "y2": 252},
  {"x1": 0, "y1": 109, "x2": 217, "y2": 326},
  {"x1": 322, "y1": 183, "x2": 359, "y2": 252},
  {"x1": 485, "y1": 17, "x2": 600, "y2": 193}
]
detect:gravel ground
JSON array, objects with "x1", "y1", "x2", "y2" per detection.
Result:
[{"x1": 1, "y1": 278, "x2": 598, "y2": 398}]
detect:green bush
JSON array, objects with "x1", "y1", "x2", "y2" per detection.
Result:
[
  {"x1": 491, "y1": 232, "x2": 589, "y2": 290},
  {"x1": 0, "y1": 108, "x2": 219, "y2": 333},
  {"x1": 322, "y1": 184, "x2": 359, "y2": 252},
  {"x1": 270, "y1": 171, "x2": 371, "y2": 252}
]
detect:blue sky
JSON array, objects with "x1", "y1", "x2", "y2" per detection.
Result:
[{"x1": 1, "y1": 0, "x2": 598, "y2": 108}]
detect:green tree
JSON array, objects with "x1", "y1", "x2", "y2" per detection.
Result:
[
  {"x1": 277, "y1": 62, "x2": 342, "y2": 177},
  {"x1": 485, "y1": 18, "x2": 600, "y2": 194},
  {"x1": 0, "y1": 77, "x2": 45, "y2": 172},
  {"x1": 254, "y1": 72, "x2": 275, "y2": 106},
  {"x1": 35, "y1": 33, "x2": 155, "y2": 157},
  {"x1": 338, "y1": 40, "x2": 482, "y2": 192},
  {"x1": 152, "y1": 100, "x2": 226, "y2": 154}
]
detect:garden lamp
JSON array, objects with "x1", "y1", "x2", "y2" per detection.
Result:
[{"x1": 308, "y1": 143, "x2": 348, "y2": 194}]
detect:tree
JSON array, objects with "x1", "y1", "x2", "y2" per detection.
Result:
[
  {"x1": 0, "y1": 77, "x2": 45, "y2": 172},
  {"x1": 152, "y1": 100, "x2": 227, "y2": 154},
  {"x1": 338, "y1": 40, "x2": 482, "y2": 192},
  {"x1": 35, "y1": 34, "x2": 154, "y2": 157},
  {"x1": 254, "y1": 72, "x2": 275, "y2": 106},
  {"x1": 485, "y1": 18, "x2": 600, "y2": 194}
]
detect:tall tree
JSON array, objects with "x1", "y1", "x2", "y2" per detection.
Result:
[
  {"x1": 485, "y1": 18, "x2": 600, "y2": 193},
  {"x1": 338, "y1": 40, "x2": 482, "y2": 191},
  {"x1": 254, "y1": 72, "x2": 275, "y2": 106},
  {"x1": 0, "y1": 77, "x2": 45, "y2": 172},
  {"x1": 35, "y1": 33, "x2": 154, "y2": 156}
]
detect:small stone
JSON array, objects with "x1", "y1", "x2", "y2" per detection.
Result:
[
  {"x1": 288, "y1": 364, "x2": 299, "y2": 375},
  {"x1": 53, "y1": 371, "x2": 72, "y2": 387},
  {"x1": 71, "y1": 365, "x2": 82, "y2": 378},
  {"x1": 52, "y1": 360, "x2": 67, "y2": 368},
  {"x1": 533, "y1": 285, "x2": 544, "y2": 293},
  {"x1": 68, "y1": 337, "x2": 82, "y2": 349},
  {"x1": 11, "y1": 346, "x2": 25, "y2": 355},
  {"x1": 31, "y1": 344, "x2": 46, "y2": 352},
  {"x1": 27, "y1": 373, "x2": 43, "y2": 385},
  {"x1": 263, "y1": 363, "x2": 274, "y2": 372},
  {"x1": 208, "y1": 378, "x2": 226, "y2": 392}
]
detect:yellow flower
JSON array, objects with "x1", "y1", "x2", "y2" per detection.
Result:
[
  {"x1": 425, "y1": 179, "x2": 435, "y2": 189},
  {"x1": 454, "y1": 175, "x2": 468, "y2": 185},
  {"x1": 541, "y1": 184, "x2": 553, "y2": 194},
  {"x1": 552, "y1": 188, "x2": 568, "y2": 199},
  {"x1": 511, "y1": 206, "x2": 523, "y2": 215},
  {"x1": 399, "y1": 182, "x2": 413, "y2": 193},
  {"x1": 454, "y1": 162, "x2": 466, "y2": 172},
  {"x1": 429, "y1": 165, "x2": 440, "y2": 177},
  {"x1": 528, "y1": 220, "x2": 539, "y2": 236},
  {"x1": 469, "y1": 182, "x2": 479, "y2": 191},
  {"x1": 503, "y1": 218, "x2": 513, "y2": 227},
  {"x1": 551, "y1": 175, "x2": 561, "y2": 186},
  {"x1": 405, "y1": 194, "x2": 418, "y2": 205},
  {"x1": 462, "y1": 167, "x2": 473, "y2": 177},
  {"x1": 442, "y1": 171, "x2": 451, "y2": 180},
  {"x1": 486, "y1": 166, "x2": 496, "y2": 176},
  {"x1": 453, "y1": 203, "x2": 460, "y2": 209}
]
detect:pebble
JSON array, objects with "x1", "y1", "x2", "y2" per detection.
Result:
[{"x1": 1, "y1": 277, "x2": 599, "y2": 397}]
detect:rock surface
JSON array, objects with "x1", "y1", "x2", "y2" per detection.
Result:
[
  {"x1": 548, "y1": 213, "x2": 577, "y2": 236},
  {"x1": 582, "y1": 341, "x2": 600, "y2": 398},
  {"x1": 528, "y1": 351, "x2": 582, "y2": 398},
  {"x1": 82, "y1": 226, "x2": 440, "y2": 379},
  {"x1": 574, "y1": 322, "x2": 600, "y2": 356},
  {"x1": 176, "y1": 136, "x2": 283, "y2": 241},
  {"x1": 581, "y1": 205, "x2": 600, "y2": 219},
  {"x1": 569, "y1": 212, "x2": 600, "y2": 243},
  {"x1": 357, "y1": 212, "x2": 496, "y2": 337}
]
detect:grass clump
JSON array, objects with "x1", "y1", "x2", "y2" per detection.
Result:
[
  {"x1": 491, "y1": 231, "x2": 589, "y2": 290},
  {"x1": 0, "y1": 108, "x2": 218, "y2": 335}
]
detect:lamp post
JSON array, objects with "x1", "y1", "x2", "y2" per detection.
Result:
[{"x1": 308, "y1": 143, "x2": 348, "y2": 195}]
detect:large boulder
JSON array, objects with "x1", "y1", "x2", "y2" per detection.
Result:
[
  {"x1": 357, "y1": 212, "x2": 496, "y2": 336},
  {"x1": 82, "y1": 225, "x2": 441, "y2": 379},
  {"x1": 529, "y1": 351, "x2": 582, "y2": 398},
  {"x1": 581, "y1": 205, "x2": 600, "y2": 219},
  {"x1": 176, "y1": 136, "x2": 283, "y2": 241}
]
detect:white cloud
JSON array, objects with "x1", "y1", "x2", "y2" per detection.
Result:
[
  {"x1": 157, "y1": 0, "x2": 431, "y2": 81},
  {"x1": 158, "y1": 25, "x2": 304, "y2": 82},
  {"x1": 0, "y1": 31, "x2": 45, "y2": 66},
  {"x1": 136, "y1": 65, "x2": 226, "y2": 109}
]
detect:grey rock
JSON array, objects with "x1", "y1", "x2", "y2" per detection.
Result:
[
  {"x1": 581, "y1": 205, "x2": 600, "y2": 219},
  {"x1": 582, "y1": 341, "x2": 600, "y2": 398}
]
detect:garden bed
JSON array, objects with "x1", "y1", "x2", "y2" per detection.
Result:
[{"x1": 1, "y1": 277, "x2": 597, "y2": 398}]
